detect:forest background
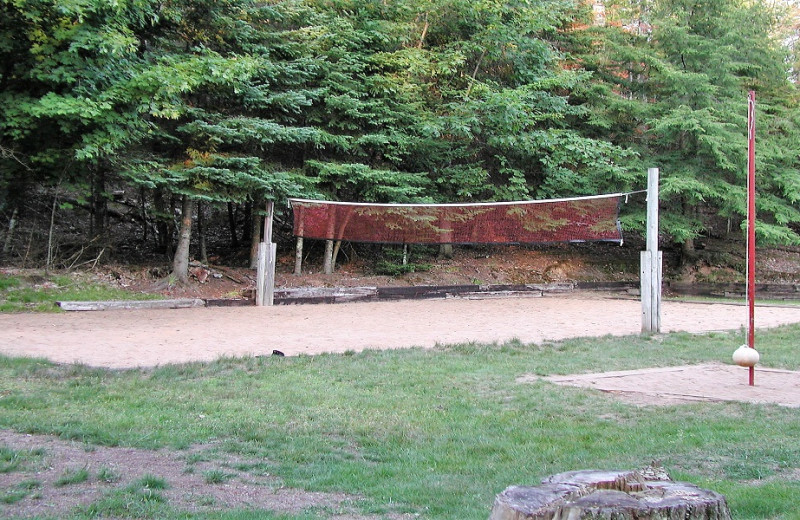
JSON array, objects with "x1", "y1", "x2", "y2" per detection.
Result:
[{"x1": 2, "y1": 0, "x2": 800, "y2": 284}]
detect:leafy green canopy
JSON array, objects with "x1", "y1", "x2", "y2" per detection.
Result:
[
  {"x1": 570, "y1": 0, "x2": 800, "y2": 246},
  {"x1": 1, "y1": 0, "x2": 634, "y2": 205},
  {"x1": 2, "y1": 0, "x2": 799, "y2": 251}
]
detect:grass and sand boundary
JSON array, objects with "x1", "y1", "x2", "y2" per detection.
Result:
[{"x1": 2, "y1": 295, "x2": 800, "y2": 519}]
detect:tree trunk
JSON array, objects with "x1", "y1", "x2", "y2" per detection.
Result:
[
  {"x1": 249, "y1": 206, "x2": 262, "y2": 269},
  {"x1": 227, "y1": 202, "x2": 239, "y2": 248},
  {"x1": 332, "y1": 240, "x2": 343, "y2": 268},
  {"x1": 46, "y1": 180, "x2": 61, "y2": 272},
  {"x1": 439, "y1": 244, "x2": 454, "y2": 259},
  {"x1": 323, "y1": 240, "x2": 334, "y2": 274},
  {"x1": 197, "y1": 201, "x2": 208, "y2": 264},
  {"x1": 679, "y1": 199, "x2": 698, "y2": 265},
  {"x1": 294, "y1": 237, "x2": 303, "y2": 275},
  {"x1": 91, "y1": 166, "x2": 108, "y2": 240},
  {"x1": 153, "y1": 188, "x2": 171, "y2": 256},
  {"x1": 2, "y1": 206, "x2": 18, "y2": 257},
  {"x1": 242, "y1": 201, "x2": 252, "y2": 244},
  {"x1": 490, "y1": 468, "x2": 731, "y2": 520},
  {"x1": 417, "y1": 13, "x2": 429, "y2": 48},
  {"x1": 681, "y1": 237, "x2": 697, "y2": 265},
  {"x1": 166, "y1": 195, "x2": 177, "y2": 261},
  {"x1": 172, "y1": 195, "x2": 194, "y2": 285},
  {"x1": 139, "y1": 187, "x2": 148, "y2": 242}
]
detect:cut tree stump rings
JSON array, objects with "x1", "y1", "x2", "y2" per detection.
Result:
[{"x1": 490, "y1": 468, "x2": 731, "y2": 520}]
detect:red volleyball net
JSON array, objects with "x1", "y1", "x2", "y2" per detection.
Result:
[{"x1": 289, "y1": 194, "x2": 626, "y2": 245}]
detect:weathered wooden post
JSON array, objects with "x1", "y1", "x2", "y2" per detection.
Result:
[
  {"x1": 640, "y1": 167, "x2": 662, "y2": 333},
  {"x1": 294, "y1": 201, "x2": 304, "y2": 275},
  {"x1": 256, "y1": 201, "x2": 276, "y2": 306},
  {"x1": 294, "y1": 236, "x2": 303, "y2": 275},
  {"x1": 323, "y1": 240, "x2": 334, "y2": 275},
  {"x1": 323, "y1": 209, "x2": 336, "y2": 274}
]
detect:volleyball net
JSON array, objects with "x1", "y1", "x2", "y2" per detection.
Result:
[{"x1": 289, "y1": 193, "x2": 628, "y2": 245}]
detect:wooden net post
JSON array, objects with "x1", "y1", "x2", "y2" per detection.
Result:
[
  {"x1": 323, "y1": 240, "x2": 334, "y2": 274},
  {"x1": 294, "y1": 237, "x2": 303, "y2": 275},
  {"x1": 641, "y1": 168, "x2": 662, "y2": 333},
  {"x1": 293, "y1": 200, "x2": 304, "y2": 275},
  {"x1": 256, "y1": 201, "x2": 276, "y2": 306}
]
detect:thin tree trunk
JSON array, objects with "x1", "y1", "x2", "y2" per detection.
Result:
[
  {"x1": 249, "y1": 206, "x2": 261, "y2": 269},
  {"x1": 417, "y1": 13, "x2": 429, "y2": 48},
  {"x1": 681, "y1": 237, "x2": 696, "y2": 263},
  {"x1": 140, "y1": 187, "x2": 148, "y2": 242},
  {"x1": 92, "y1": 166, "x2": 108, "y2": 240},
  {"x1": 153, "y1": 188, "x2": 170, "y2": 255},
  {"x1": 323, "y1": 240, "x2": 334, "y2": 274},
  {"x1": 227, "y1": 202, "x2": 239, "y2": 247},
  {"x1": 465, "y1": 50, "x2": 486, "y2": 97},
  {"x1": 332, "y1": 240, "x2": 343, "y2": 267},
  {"x1": 294, "y1": 237, "x2": 303, "y2": 275},
  {"x1": 242, "y1": 201, "x2": 252, "y2": 244},
  {"x1": 172, "y1": 195, "x2": 194, "y2": 284},
  {"x1": 166, "y1": 195, "x2": 177, "y2": 261},
  {"x1": 46, "y1": 181, "x2": 61, "y2": 273},
  {"x1": 197, "y1": 201, "x2": 208, "y2": 264},
  {"x1": 3, "y1": 206, "x2": 18, "y2": 256},
  {"x1": 680, "y1": 200, "x2": 698, "y2": 264},
  {"x1": 89, "y1": 172, "x2": 95, "y2": 239},
  {"x1": 323, "y1": 207, "x2": 336, "y2": 274}
]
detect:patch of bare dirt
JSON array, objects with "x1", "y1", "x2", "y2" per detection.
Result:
[
  {"x1": 0, "y1": 430, "x2": 410, "y2": 519},
  {"x1": 532, "y1": 363, "x2": 800, "y2": 407}
]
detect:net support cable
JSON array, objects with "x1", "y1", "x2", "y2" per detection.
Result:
[{"x1": 289, "y1": 192, "x2": 641, "y2": 246}]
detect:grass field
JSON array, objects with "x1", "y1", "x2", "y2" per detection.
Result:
[
  {"x1": 0, "y1": 272, "x2": 161, "y2": 312},
  {"x1": 2, "y1": 324, "x2": 800, "y2": 519}
]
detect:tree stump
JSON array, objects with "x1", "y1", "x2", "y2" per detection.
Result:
[{"x1": 490, "y1": 468, "x2": 731, "y2": 520}]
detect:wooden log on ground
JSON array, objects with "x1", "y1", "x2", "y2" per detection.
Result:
[
  {"x1": 459, "y1": 290, "x2": 543, "y2": 300},
  {"x1": 205, "y1": 298, "x2": 254, "y2": 307},
  {"x1": 490, "y1": 468, "x2": 731, "y2": 520},
  {"x1": 274, "y1": 286, "x2": 378, "y2": 305},
  {"x1": 377, "y1": 284, "x2": 478, "y2": 300},
  {"x1": 272, "y1": 283, "x2": 575, "y2": 305},
  {"x1": 57, "y1": 299, "x2": 206, "y2": 311}
]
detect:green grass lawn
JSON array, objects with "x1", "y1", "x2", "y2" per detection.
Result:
[
  {"x1": 2, "y1": 324, "x2": 800, "y2": 519},
  {"x1": 0, "y1": 271, "x2": 161, "y2": 312}
]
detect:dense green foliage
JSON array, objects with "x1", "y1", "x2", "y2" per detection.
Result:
[
  {"x1": 2, "y1": 324, "x2": 800, "y2": 518},
  {"x1": 1, "y1": 0, "x2": 799, "y2": 274},
  {"x1": 569, "y1": 0, "x2": 800, "y2": 248}
]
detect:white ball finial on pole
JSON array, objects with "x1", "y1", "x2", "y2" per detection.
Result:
[{"x1": 733, "y1": 344, "x2": 759, "y2": 368}]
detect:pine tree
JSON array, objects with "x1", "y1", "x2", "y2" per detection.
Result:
[{"x1": 571, "y1": 0, "x2": 800, "y2": 251}]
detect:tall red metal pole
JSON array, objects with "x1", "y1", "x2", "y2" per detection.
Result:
[{"x1": 747, "y1": 91, "x2": 756, "y2": 386}]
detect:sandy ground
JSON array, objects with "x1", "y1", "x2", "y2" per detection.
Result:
[
  {"x1": 537, "y1": 363, "x2": 800, "y2": 407},
  {"x1": 2, "y1": 294, "x2": 800, "y2": 370}
]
